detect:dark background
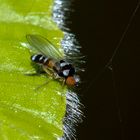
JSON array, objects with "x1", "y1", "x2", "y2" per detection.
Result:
[{"x1": 68, "y1": 0, "x2": 140, "y2": 140}]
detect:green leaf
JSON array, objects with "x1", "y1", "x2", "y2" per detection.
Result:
[{"x1": 0, "y1": 0, "x2": 66, "y2": 139}]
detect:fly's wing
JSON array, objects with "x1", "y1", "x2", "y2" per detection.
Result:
[{"x1": 26, "y1": 34, "x2": 64, "y2": 60}]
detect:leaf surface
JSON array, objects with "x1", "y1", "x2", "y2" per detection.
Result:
[{"x1": 0, "y1": 0, "x2": 66, "y2": 139}]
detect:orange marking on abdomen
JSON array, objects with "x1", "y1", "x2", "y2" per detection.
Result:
[{"x1": 47, "y1": 59, "x2": 55, "y2": 68}]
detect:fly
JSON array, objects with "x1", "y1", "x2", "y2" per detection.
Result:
[{"x1": 26, "y1": 34, "x2": 79, "y2": 86}]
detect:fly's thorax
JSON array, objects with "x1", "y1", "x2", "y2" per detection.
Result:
[{"x1": 58, "y1": 60, "x2": 75, "y2": 78}]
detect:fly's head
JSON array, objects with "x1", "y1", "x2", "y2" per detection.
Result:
[{"x1": 66, "y1": 75, "x2": 80, "y2": 87}]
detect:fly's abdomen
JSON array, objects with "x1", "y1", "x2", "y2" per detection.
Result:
[{"x1": 31, "y1": 54, "x2": 49, "y2": 65}]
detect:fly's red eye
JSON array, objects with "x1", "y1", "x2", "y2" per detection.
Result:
[{"x1": 66, "y1": 76, "x2": 76, "y2": 86}]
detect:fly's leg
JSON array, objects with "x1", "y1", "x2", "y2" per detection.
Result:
[
  {"x1": 34, "y1": 68, "x2": 54, "y2": 91},
  {"x1": 44, "y1": 66, "x2": 62, "y2": 81},
  {"x1": 62, "y1": 79, "x2": 66, "y2": 87},
  {"x1": 25, "y1": 65, "x2": 45, "y2": 76},
  {"x1": 43, "y1": 67, "x2": 55, "y2": 78},
  {"x1": 35, "y1": 80, "x2": 50, "y2": 91},
  {"x1": 52, "y1": 73, "x2": 66, "y2": 86},
  {"x1": 35, "y1": 72, "x2": 64, "y2": 91},
  {"x1": 24, "y1": 70, "x2": 44, "y2": 76},
  {"x1": 60, "y1": 79, "x2": 66, "y2": 101}
]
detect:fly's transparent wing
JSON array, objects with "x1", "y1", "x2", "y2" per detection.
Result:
[{"x1": 26, "y1": 34, "x2": 64, "y2": 60}]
